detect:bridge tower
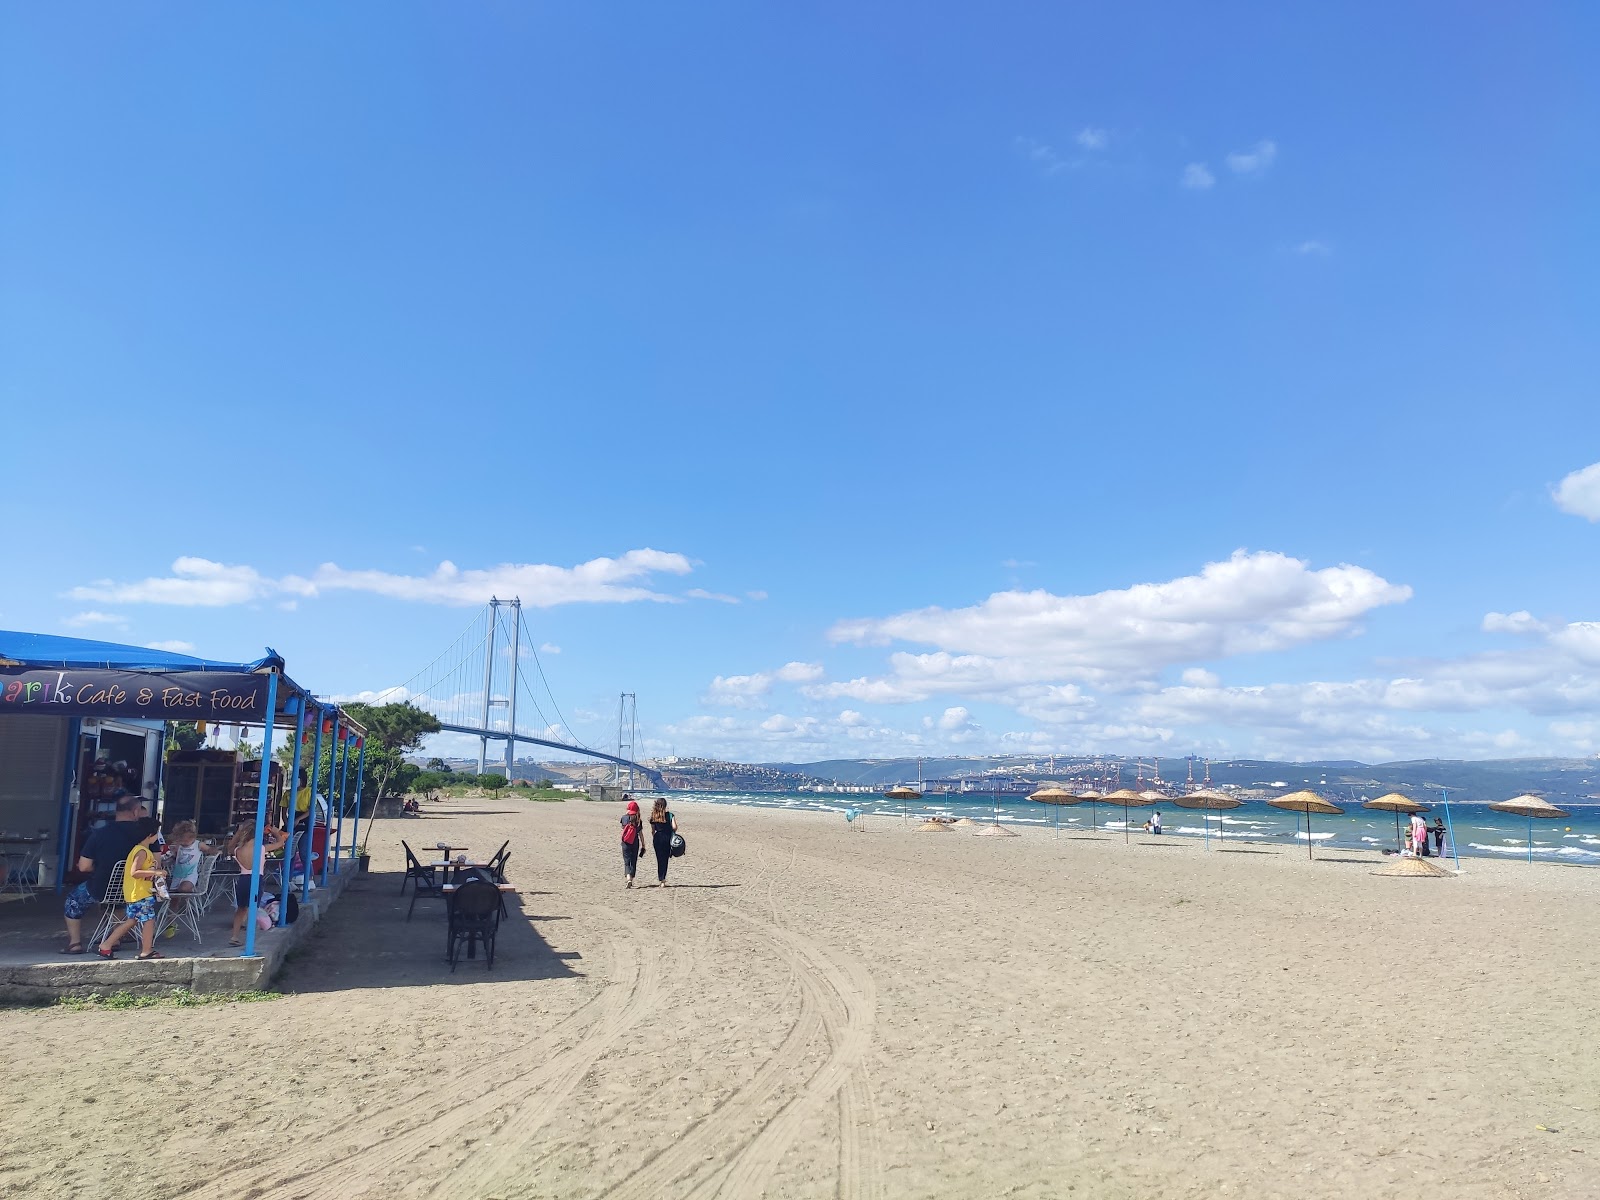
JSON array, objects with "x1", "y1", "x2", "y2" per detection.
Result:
[{"x1": 614, "y1": 693, "x2": 638, "y2": 787}]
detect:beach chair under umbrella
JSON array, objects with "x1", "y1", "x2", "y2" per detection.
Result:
[
  {"x1": 1172, "y1": 790, "x2": 1242, "y2": 849},
  {"x1": 1361, "y1": 792, "x2": 1430, "y2": 854},
  {"x1": 1029, "y1": 787, "x2": 1078, "y2": 839},
  {"x1": 1267, "y1": 790, "x2": 1345, "y2": 860},
  {"x1": 1488, "y1": 794, "x2": 1571, "y2": 864},
  {"x1": 1102, "y1": 789, "x2": 1150, "y2": 845}
]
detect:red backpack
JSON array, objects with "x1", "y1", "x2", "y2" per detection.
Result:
[{"x1": 621, "y1": 815, "x2": 641, "y2": 846}]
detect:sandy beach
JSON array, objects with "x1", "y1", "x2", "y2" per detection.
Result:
[{"x1": 4, "y1": 795, "x2": 1597, "y2": 1200}]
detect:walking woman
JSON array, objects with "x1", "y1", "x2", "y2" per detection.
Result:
[
  {"x1": 620, "y1": 799, "x2": 644, "y2": 888},
  {"x1": 649, "y1": 798, "x2": 678, "y2": 887}
]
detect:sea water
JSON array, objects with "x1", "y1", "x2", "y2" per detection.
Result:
[{"x1": 662, "y1": 790, "x2": 1600, "y2": 866}]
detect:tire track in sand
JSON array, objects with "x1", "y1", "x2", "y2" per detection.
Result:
[
  {"x1": 699, "y1": 903, "x2": 878, "y2": 1200},
  {"x1": 197, "y1": 908, "x2": 671, "y2": 1200},
  {"x1": 597, "y1": 933, "x2": 822, "y2": 1199}
]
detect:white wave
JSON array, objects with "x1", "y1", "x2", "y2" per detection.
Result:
[
  {"x1": 1293, "y1": 831, "x2": 1336, "y2": 841},
  {"x1": 1360, "y1": 837, "x2": 1384, "y2": 844}
]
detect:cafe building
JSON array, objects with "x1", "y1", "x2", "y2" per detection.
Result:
[{"x1": 0, "y1": 630, "x2": 366, "y2": 966}]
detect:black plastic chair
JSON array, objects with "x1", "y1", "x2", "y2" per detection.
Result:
[
  {"x1": 402, "y1": 842, "x2": 443, "y2": 920},
  {"x1": 445, "y1": 879, "x2": 500, "y2": 971},
  {"x1": 483, "y1": 839, "x2": 510, "y2": 878}
]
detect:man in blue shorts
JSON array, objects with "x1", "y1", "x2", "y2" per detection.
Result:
[{"x1": 61, "y1": 791, "x2": 146, "y2": 953}]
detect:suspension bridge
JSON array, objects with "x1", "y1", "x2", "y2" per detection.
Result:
[{"x1": 380, "y1": 599, "x2": 664, "y2": 790}]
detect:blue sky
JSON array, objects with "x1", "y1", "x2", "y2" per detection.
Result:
[{"x1": 4, "y1": 4, "x2": 1599, "y2": 765}]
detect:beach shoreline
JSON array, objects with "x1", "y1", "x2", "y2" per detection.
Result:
[{"x1": 4, "y1": 794, "x2": 1596, "y2": 1199}]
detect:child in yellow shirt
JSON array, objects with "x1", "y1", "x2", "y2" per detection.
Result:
[{"x1": 97, "y1": 818, "x2": 167, "y2": 960}]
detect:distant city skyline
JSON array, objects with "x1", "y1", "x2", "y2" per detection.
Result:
[{"x1": 5, "y1": 6, "x2": 1598, "y2": 764}]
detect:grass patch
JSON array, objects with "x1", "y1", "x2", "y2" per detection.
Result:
[
  {"x1": 517, "y1": 788, "x2": 571, "y2": 802},
  {"x1": 55, "y1": 988, "x2": 283, "y2": 1012}
]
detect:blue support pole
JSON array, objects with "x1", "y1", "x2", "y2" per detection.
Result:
[
  {"x1": 304, "y1": 708, "x2": 324, "y2": 901},
  {"x1": 278, "y1": 698, "x2": 305, "y2": 927},
  {"x1": 333, "y1": 730, "x2": 352, "y2": 873},
  {"x1": 321, "y1": 717, "x2": 341, "y2": 886},
  {"x1": 241, "y1": 672, "x2": 280, "y2": 958},
  {"x1": 1439, "y1": 786, "x2": 1462, "y2": 874},
  {"x1": 349, "y1": 737, "x2": 367, "y2": 869},
  {"x1": 54, "y1": 718, "x2": 81, "y2": 893}
]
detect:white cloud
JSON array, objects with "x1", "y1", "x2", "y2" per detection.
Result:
[
  {"x1": 1225, "y1": 139, "x2": 1277, "y2": 174},
  {"x1": 704, "y1": 661, "x2": 825, "y2": 708},
  {"x1": 1015, "y1": 136, "x2": 1066, "y2": 175},
  {"x1": 68, "y1": 550, "x2": 694, "y2": 609},
  {"x1": 775, "y1": 661, "x2": 824, "y2": 683},
  {"x1": 1553, "y1": 461, "x2": 1600, "y2": 521},
  {"x1": 1181, "y1": 163, "x2": 1215, "y2": 190},
  {"x1": 144, "y1": 640, "x2": 196, "y2": 654},
  {"x1": 1482, "y1": 611, "x2": 1549, "y2": 636},
  {"x1": 1076, "y1": 127, "x2": 1108, "y2": 151},
  {"x1": 686, "y1": 588, "x2": 741, "y2": 604},
  {"x1": 822, "y1": 550, "x2": 1410, "y2": 702},
  {"x1": 64, "y1": 611, "x2": 128, "y2": 629},
  {"x1": 538, "y1": 642, "x2": 562, "y2": 655},
  {"x1": 746, "y1": 590, "x2": 769, "y2": 601},
  {"x1": 1181, "y1": 668, "x2": 1220, "y2": 688},
  {"x1": 1294, "y1": 240, "x2": 1332, "y2": 256}
]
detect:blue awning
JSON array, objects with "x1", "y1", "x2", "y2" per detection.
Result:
[{"x1": 0, "y1": 630, "x2": 282, "y2": 674}]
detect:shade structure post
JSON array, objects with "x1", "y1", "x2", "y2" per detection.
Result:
[
  {"x1": 278, "y1": 697, "x2": 305, "y2": 927},
  {"x1": 1439, "y1": 787, "x2": 1462, "y2": 873},
  {"x1": 241, "y1": 671, "x2": 279, "y2": 958},
  {"x1": 1306, "y1": 811, "x2": 1314, "y2": 860},
  {"x1": 1527, "y1": 814, "x2": 1534, "y2": 864},
  {"x1": 348, "y1": 737, "x2": 366, "y2": 865},
  {"x1": 320, "y1": 717, "x2": 341, "y2": 886},
  {"x1": 304, "y1": 708, "x2": 323, "y2": 902},
  {"x1": 333, "y1": 727, "x2": 352, "y2": 873}
]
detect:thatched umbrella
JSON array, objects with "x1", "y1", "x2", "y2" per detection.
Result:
[
  {"x1": 974, "y1": 823, "x2": 1019, "y2": 837},
  {"x1": 916, "y1": 818, "x2": 953, "y2": 832},
  {"x1": 1488, "y1": 794, "x2": 1571, "y2": 864},
  {"x1": 1029, "y1": 786, "x2": 1079, "y2": 839},
  {"x1": 1172, "y1": 790, "x2": 1242, "y2": 848},
  {"x1": 1372, "y1": 855, "x2": 1453, "y2": 878},
  {"x1": 1267, "y1": 790, "x2": 1344, "y2": 860},
  {"x1": 1102, "y1": 788, "x2": 1150, "y2": 845},
  {"x1": 1077, "y1": 789, "x2": 1106, "y2": 832},
  {"x1": 1362, "y1": 792, "x2": 1431, "y2": 854},
  {"x1": 885, "y1": 784, "x2": 920, "y2": 827}
]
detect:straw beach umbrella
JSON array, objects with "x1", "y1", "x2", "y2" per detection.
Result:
[
  {"x1": 1267, "y1": 790, "x2": 1344, "y2": 860},
  {"x1": 1488, "y1": 794, "x2": 1571, "y2": 864},
  {"x1": 1102, "y1": 788, "x2": 1149, "y2": 845},
  {"x1": 1078, "y1": 789, "x2": 1105, "y2": 832},
  {"x1": 1172, "y1": 791, "x2": 1242, "y2": 849},
  {"x1": 885, "y1": 784, "x2": 919, "y2": 827},
  {"x1": 1372, "y1": 855, "x2": 1453, "y2": 878},
  {"x1": 1029, "y1": 786, "x2": 1078, "y2": 839},
  {"x1": 1362, "y1": 793, "x2": 1431, "y2": 853}
]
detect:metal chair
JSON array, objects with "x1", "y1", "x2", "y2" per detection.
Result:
[
  {"x1": 86, "y1": 862, "x2": 127, "y2": 950},
  {"x1": 159, "y1": 853, "x2": 218, "y2": 944},
  {"x1": 402, "y1": 842, "x2": 443, "y2": 920},
  {"x1": 445, "y1": 879, "x2": 500, "y2": 971}
]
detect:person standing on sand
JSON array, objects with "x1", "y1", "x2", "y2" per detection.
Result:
[
  {"x1": 1151, "y1": 810, "x2": 1162, "y2": 836},
  {"x1": 1431, "y1": 817, "x2": 1446, "y2": 856},
  {"x1": 620, "y1": 800, "x2": 644, "y2": 888},
  {"x1": 649, "y1": 798, "x2": 678, "y2": 887},
  {"x1": 1411, "y1": 812, "x2": 1430, "y2": 857}
]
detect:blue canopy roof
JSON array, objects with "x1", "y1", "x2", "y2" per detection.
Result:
[{"x1": 0, "y1": 630, "x2": 283, "y2": 674}]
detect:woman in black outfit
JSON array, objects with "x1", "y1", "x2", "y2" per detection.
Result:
[{"x1": 649, "y1": 798, "x2": 678, "y2": 887}]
